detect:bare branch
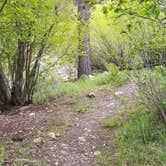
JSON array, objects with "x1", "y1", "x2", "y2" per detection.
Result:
[{"x1": 0, "y1": 0, "x2": 7, "y2": 14}]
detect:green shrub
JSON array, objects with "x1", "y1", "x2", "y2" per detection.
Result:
[
  {"x1": 136, "y1": 66, "x2": 166, "y2": 125},
  {"x1": 94, "y1": 64, "x2": 129, "y2": 86}
]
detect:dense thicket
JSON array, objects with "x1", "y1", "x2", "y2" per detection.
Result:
[{"x1": 0, "y1": 0, "x2": 74, "y2": 109}]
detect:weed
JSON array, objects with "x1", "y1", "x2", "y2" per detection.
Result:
[
  {"x1": 77, "y1": 104, "x2": 86, "y2": 113},
  {"x1": 14, "y1": 145, "x2": 25, "y2": 155},
  {"x1": 0, "y1": 145, "x2": 7, "y2": 165},
  {"x1": 102, "y1": 116, "x2": 122, "y2": 128},
  {"x1": 100, "y1": 104, "x2": 166, "y2": 166}
]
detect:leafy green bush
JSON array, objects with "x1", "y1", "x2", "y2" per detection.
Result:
[
  {"x1": 94, "y1": 64, "x2": 129, "y2": 86},
  {"x1": 137, "y1": 66, "x2": 166, "y2": 125}
]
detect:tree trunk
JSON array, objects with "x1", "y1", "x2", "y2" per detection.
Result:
[
  {"x1": 11, "y1": 41, "x2": 26, "y2": 105},
  {"x1": 0, "y1": 65, "x2": 10, "y2": 110},
  {"x1": 77, "y1": 0, "x2": 92, "y2": 78}
]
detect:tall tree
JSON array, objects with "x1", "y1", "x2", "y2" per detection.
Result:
[
  {"x1": 0, "y1": 64, "x2": 10, "y2": 110},
  {"x1": 77, "y1": 0, "x2": 92, "y2": 77}
]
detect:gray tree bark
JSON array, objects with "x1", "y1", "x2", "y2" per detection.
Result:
[
  {"x1": 77, "y1": 0, "x2": 92, "y2": 78},
  {"x1": 0, "y1": 65, "x2": 10, "y2": 110}
]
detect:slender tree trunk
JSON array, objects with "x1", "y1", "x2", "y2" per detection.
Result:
[
  {"x1": 77, "y1": 0, "x2": 92, "y2": 78},
  {"x1": 11, "y1": 41, "x2": 26, "y2": 105},
  {"x1": 0, "y1": 65, "x2": 10, "y2": 110}
]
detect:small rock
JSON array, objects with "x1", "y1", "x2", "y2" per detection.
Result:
[
  {"x1": 84, "y1": 128, "x2": 91, "y2": 133},
  {"x1": 84, "y1": 152, "x2": 89, "y2": 156},
  {"x1": 103, "y1": 71, "x2": 109, "y2": 75},
  {"x1": 48, "y1": 110, "x2": 53, "y2": 113},
  {"x1": 115, "y1": 91, "x2": 123, "y2": 96},
  {"x1": 29, "y1": 112, "x2": 36, "y2": 117},
  {"x1": 94, "y1": 151, "x2": 101, "y2": 156},
  {"x1": 53, "y1": 103, "x2": 58, "y2": 107},
  {"x1": 89, "y1": 75, "x2": 95, "y2": 80},
  {"x1": 48, "y1": 132, "x2": 56, "y2": 140},
  {"x1": 61, "y1": 143, "x2": 68, "y2": 147},
  {"x1": 55, "y1": 133, "x2": 61, "y2": 137},
  {"x1": 103, "y1": 143, "x2": 107, "y2": 147},
  {"x1": 87, "y1": 92, "x2": 96, "y2": 98},
  {"x1": 33, "y1": 137, "x2": 42, "y2": 144},
  {"x1": 78, "y1": 137, "x2": 86, "y2": 142},
  {"x1": 18, "y1": 105, "x2": 32, "y2": 112},
  {"x1": 92, "y1": 146, "x2": 96, "y2": 150}
]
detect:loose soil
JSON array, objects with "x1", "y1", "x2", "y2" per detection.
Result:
[{"x1": 0, "y1": 82, "x2": 136, "y2": 166}]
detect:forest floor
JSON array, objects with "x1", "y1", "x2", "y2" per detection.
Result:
[{"x1": 0, "y1": 81, "x2": 136, "y2": 166}]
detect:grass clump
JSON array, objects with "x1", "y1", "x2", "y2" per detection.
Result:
[
  {"x1": 115, "y1": 108, "x2": 166, "y2": 166},
  {"x1": 102, "y1": 116, "x2": 122, "y2": 128},
  {"x1": 100, "y1": 105, "x2": 166, "y2": 166},
  {"x1": 77, "y1": 104, "x2": 86, "y2": 113},
  {"x1": 0, "y1": 145, "x2": 7, "y2": 165}
]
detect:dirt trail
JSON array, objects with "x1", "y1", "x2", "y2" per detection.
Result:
[{"x1": 44, "y1": 82, "x2": 136, "y2": 166}]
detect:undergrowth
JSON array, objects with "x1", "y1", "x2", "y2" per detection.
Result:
[
  {"x1": 98, "y1": 67, "x2": 166, "y2": 166},
  {"x1": 99, "y1": 105, "x2": 166, "y2": 166},
  {"x1": 33, "y1": 66, "x2": 129, "y2": 103},
  {"x1": 0, "y1": 145, "x2": 7, "y2": 165}
]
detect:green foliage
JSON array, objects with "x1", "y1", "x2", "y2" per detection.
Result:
[
  {"x1": 115, "y1": 106, "x2": 166, "y2": 166},
  {"x1": 94, "y1": 64, "x2": 129, "y2": 86},
  {"x1": 14, "y1": 146, "x2": 25, "y2": 155},
  {"x1": 33, "y1": 70, "x2": 128, "y2": 103},
  {"x1": 103, "y1": 116, "x2": 122, "y2": 128},
  {"x1": 91, "y1": 0, "x2": 166, "y2": 71},
  {"x1": 136, "y1": 67, "x2": 166, "y2": 124},
  {"x1": 77, "y1": 104, "x2": 86, "y2": 113},
  {"x1": 33, "y1": 75, "x2": 95, "y2": 103},
  {"x1": 0, "y1": 145, "x2": 7, "y2": 165},
  {"x1": 101, "y1": 105, "x2": 166, "y2": 166}
]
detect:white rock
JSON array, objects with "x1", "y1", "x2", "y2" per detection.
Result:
[
  {"x1": 78, "y1": 137, "x2": 86, "y2": 142},
  {"x1": 115, "y1": 91, "x2": 123, "y2": 96},
  {"x1": 48, "y1": 132, "x2": 56, "y2": 140},
  {"x1": 33, "y1": 137, "x2": 42, "y2": 144},
  {"x1": 94, "y1": 151, "x2": 101, "y2": 156},
  {"x1": 29, "y1": 112, "x2": 36, "y2": 117},
  {"x1": 89, "y1": 75, "x2": 95, "y2": 80},
  {"x1": 87, "y1": 92, "x2": 96, "y2": 98},
  {"x1": 56, "y1": 133, "x2": 61, "y2": 137},
  {"x1": 107, "y1": 103, "x2": 115, "y2": 107}
]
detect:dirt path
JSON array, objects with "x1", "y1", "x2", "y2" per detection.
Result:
[
  {"x1": 43, "y1": 82, "x2": 136, "y2": 166},
  {"x1": 0, "y1": 82, "x2": 136, "y2": 166}
]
